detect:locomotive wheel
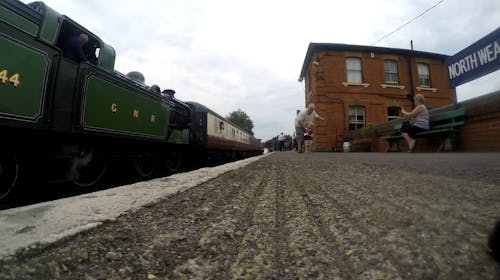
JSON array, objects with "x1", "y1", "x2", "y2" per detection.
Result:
[
  {"x1": 165, "y1": 151, "x2": 183, "y2": 173},
  {"x1": 0, "y1": 151, "x2": 20, "y2": 199},
  {"x1": 70, "y1": 151, "x2": 107, "y2": 187},
  {"x1": 134, "y1": 157, "x2": 156, "y2": 177}
]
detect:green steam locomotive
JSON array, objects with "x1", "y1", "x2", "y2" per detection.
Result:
[{"x1": 0, "y1": 0, "x2": 261, "y2": 200}]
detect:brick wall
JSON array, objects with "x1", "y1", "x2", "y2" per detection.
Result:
[
  {"x1": 458, "y1": 91, "x2": 500, "y2": 152},
  {"x1": 305, "y1": 48, "x2": 454, "y2": 151},
  {"x1": 348, "y1": 91, "x2": 500, "y2": 152},
  {"x1": 460, "y1": 112, "x2": 500, "y2": 151}
]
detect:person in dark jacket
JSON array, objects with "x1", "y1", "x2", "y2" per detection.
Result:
[{"x1": 62, "y1": 33, "x2": 89, "y2": 62}]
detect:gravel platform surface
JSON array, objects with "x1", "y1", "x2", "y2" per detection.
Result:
[{"x1": 1, "y1": 152, "x2": 499, "y2": 279}]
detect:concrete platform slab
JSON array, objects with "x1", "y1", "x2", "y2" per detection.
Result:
[{"x1": 0, "y1": 154, "x2": 268, "y2": 259}]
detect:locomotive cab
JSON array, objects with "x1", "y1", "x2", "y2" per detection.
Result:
[
  {"x1": 55, "y1": 17, "x2": 116, "y2": 71},
  {"x1": 56, "y1": 23, "x2": 100, "y2": 65},
  {"x1": 167, "y1": 91, "x2": 191, "y2": 131},
  {"x1": 27, "y1": 1, "x2": 116, "y2": 71}
]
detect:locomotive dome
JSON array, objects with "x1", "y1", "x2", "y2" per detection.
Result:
[{"x1": 126, "y1": 71, "x2": 146, "y2": 84}]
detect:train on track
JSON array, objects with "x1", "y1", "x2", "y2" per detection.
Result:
[{"x1": 0, "y1": 0, "x2": 262, "y2": 200}]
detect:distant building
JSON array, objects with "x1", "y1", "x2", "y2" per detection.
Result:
[{"x1": 298, "y1": 43, "x2": 455, "y2": 151}]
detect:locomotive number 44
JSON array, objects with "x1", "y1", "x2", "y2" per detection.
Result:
[{"x1": 0, "y1": 69, "x2": 21, "y2": 87}]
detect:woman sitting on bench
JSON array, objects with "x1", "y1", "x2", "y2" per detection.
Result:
[{"x1": 401, "y1": 94, "x2": 429, "y2": 152}]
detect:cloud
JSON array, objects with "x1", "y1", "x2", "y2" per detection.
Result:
[{"x1": 20, "y1": 0, "x2": 500, "y2": 141}]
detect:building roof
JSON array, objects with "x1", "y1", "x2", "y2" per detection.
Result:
[{"x1": 299, "y1": 43, "x2": 450, "y2": 81}]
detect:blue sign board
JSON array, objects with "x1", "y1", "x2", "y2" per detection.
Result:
[{"x1": 447, "y1": 27, "x2": 500, "y2": 87}]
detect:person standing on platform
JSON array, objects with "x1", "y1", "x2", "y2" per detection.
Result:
[
  {"x1": 304, "y1": 128, "x2": 313, "y2": 152},
  {"x1": 278, "y1": 132, "x2": 285, "y2": 151},
  {"x1": 294, "y1": 103, "x2": 325, "y2": 153}
]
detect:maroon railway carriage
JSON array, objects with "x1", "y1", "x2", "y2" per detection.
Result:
[{"x1": 187, "y1": 102, "x2": 262, "y2": 161}]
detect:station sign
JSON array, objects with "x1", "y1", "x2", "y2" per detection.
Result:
[{"x1": 447, "y1": 27, "x2": 500, "y2": 87}]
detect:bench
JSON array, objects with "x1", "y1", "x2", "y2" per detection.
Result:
[{"x1": 386, "y1": 108, "x2": 465, "y2": 152}]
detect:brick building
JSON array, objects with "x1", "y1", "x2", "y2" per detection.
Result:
[{"x1": 298, "y1": 43, "x2": 456, "y2": 151}]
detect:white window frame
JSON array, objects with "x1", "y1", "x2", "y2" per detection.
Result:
[
  {"x1": 418, "y1": 63, "x2": 431, "y2": 88},
  {"x1": 346, "y1": 57, "x2": 362, "y2": 83},
  {"x1": 384, "y1": 60, "x2": 399, "y2": 84},
  {"x1": 348, "y1": 106, "x2": 365, "y2": 131}
]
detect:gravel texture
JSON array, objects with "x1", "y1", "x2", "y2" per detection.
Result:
[{"x1": 0, "y1": 152, "x2": 499, "y2": 279}]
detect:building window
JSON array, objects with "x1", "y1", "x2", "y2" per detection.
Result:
[
  {"x1": 387, "y1": 106, "x2": 400, "y2": 121},
  {"x1": 418, "y1": 63, "x2": 431, "y2": 87},
  {"x1": 348, "y1": 106, "x2": 365, "y2": 130},
  {"x1": 346, "y1": 57, "x2": 362, "y2": 83},
  {"x1": 384, "y1": 60, "x2": 398, "y2": 84}
]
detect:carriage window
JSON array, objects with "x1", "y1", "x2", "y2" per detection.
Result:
[{"x1": 219, "y1": 121, "x2": 225, "y2": 135}]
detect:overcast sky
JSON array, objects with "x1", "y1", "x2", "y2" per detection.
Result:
[{"x1": 22, "y1": 0, "x2": 500, "y2": 140}]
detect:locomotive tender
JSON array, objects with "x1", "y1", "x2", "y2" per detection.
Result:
[{"x1": 0, "y1": 0, "x2": 262, "y2": 199}]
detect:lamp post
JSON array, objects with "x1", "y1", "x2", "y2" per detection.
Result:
[{"x1": 407, "y1": 40, "x2": 416, "y2": 109}]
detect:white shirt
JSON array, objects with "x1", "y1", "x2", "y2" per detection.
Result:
[
  {"x1": 278, "y1": 134, "x2": 285, "y2": 141},
  {"x1": 295, "y1": 110, "x2": 318, "y2": 127}
]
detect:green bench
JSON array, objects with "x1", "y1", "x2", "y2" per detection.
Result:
[{"x1": 386, "y1": 108, "x2": 465, "y2": 152}]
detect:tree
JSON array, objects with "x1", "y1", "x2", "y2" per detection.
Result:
[
  {"x1": 264, "y1": 134, "x2": 293, "y2": 151},
  {"x1": 264, "y1": 137, "x2": 277, "y2": 150},
  {"x1": 226, "y1": 109, "x2": 254, "y2": 135}
]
